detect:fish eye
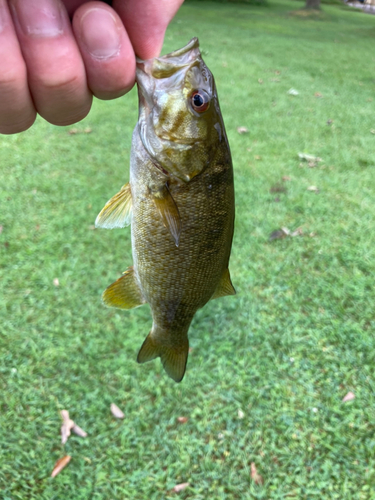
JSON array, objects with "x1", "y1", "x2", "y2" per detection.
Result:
[{"x1": 190, "y1": 90, "x2": 210, "y2": 113}]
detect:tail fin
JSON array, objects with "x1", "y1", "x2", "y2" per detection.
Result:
[{"x1": 137, "y1": 331, "x2": 189, "y2": 383}]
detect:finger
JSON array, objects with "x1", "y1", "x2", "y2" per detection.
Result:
[
  {"x1": 10, "y1": 0, "x2": 92, "y2": 127},
  {"x1": 0, "y1": 0, "x2": 36, "y2": 134},
  {"x1": 113, "y1": 0, "x2": 184, "y2": 60},
  {"x1": 62, "y1": 0, "x2": 88, "y2": 17},
  {"x1": 72, "y1": 2, "x2": 135, "y2": 100}
]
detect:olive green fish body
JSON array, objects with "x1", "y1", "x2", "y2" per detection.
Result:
[
  {"x1": 131, "y1": 127, "x2": 234, "y2": 343},
  {"x1": 96, "y1": 38, "x2": 235, "y2": 382}
]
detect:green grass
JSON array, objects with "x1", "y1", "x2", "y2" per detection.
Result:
[{"x1": 1, "y1": 1, "x2": 375, "y2": 498}]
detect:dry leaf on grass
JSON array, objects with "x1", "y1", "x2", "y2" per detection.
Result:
[
  {"x1": 237, "y1": 126, "x2": 249, "y2": 134},
  {"x1": 68, "y1": 127, "x2": 93, "y2": 135},
  {"x1": 173, "y1": 482, "x2": 190, "y2": 493},
  {"x1": 0, "y1": 225, "x2": 3, "y2": 234},
  {"x1": 298, "y1": 153, "x2": 322, "y2": 167},
  {"x1": 314, "y1": 92, "x2": 323, "y2": 98},
  {"x1": 60, "y1": 410, "x2": 74, "y2": 445},
  {"x1": 282, "y1": 176, "x2": 291, "y2": 181},
  {"x1": 72, "y1": 424, "x2": 88, "y2": 437},
  {"x1": 269, "y1": 227, "x2": 290, "y2": 241},
  {"x1": 258, "y1": 78, "x2": 263, "y2": 84},
  {"x1": 110, "y1": 403, "x2": 125, "y2": 419},
  {"x1": 270, "y1": 183, "x2": 287, "y2": 194},
  {"x1": 61, "y1": 410, "x2": 87, "y2": 443},
  {"x1": 342, "y1": 391, "x2": 355, "y2": 402},
  {"x1": 291, "y1": 227, "x2": 303, "y2": 237},
  {"x1": 177, "y1": 416, "x2": 188, "y2": 424},
  {"x1": 270, "y1": 226, "x2": 304, "y2": 241},
  {"x1": 51, "y1": 455, "x2": 71, "y2": 478},
  {"x1": 250, "y1": 462, "x2": 263, "y2": 485}
]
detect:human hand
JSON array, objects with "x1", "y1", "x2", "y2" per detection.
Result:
[{"x1": 0, "y1": 0, "x2": 184, "y2": 134}]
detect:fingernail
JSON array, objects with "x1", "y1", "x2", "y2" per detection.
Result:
[
  {"x1": 80, "y1": 8, "x2": 121, "y2": 60},
  {"x1": 12, "y1": 0, "x2": 63, "y2": 37}
]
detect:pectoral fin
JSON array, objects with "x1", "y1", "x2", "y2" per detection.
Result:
[
  {"x1": 153, "y1": 184, "x2": 181, "y2": 247},
  {"x1": 211, "y1": 268, "x2": 236, "y2": 300},
  {"x1": 95, "y1": 183, "x2": 132, "y2": 229},
  {"x1": 102, "y1": 266, "x2": 145, "y2": 309}
]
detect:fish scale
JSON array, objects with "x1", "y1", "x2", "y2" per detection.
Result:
[{"x1": 96, "y1": 38, "x2": 235, "y2": 382}]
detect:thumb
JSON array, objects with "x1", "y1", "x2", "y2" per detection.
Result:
[{"x1": 113, "y1": 0, "x2": 184, "y2": 60}]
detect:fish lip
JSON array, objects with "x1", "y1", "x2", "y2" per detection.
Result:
[
  {"x1": 160, "y1": 37, "x2": 199, "y2": 60},
  {"x1": 135, "y1": 39, "x2": 201, "y2": 81},
  {"x1": 136, "y1": 38, "x2": 199, "y2": 64}
]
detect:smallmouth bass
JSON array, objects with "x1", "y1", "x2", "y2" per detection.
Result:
[{"x1": 96, "y1": 38, "x2": 235, "y2": 382}]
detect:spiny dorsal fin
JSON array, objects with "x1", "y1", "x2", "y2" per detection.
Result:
[
  {"x1": 102, "y1": 266, "x2": 146, "y2": 309},
  {"x1": 137, "y1": 331, "x2": 189, "y2": 383},
  {"x1": 95, "y1": 183, "x2": 132, "y2": 229},
  {"x1": 153, "y1": 184, "x2": 181, "y2": 247},
  {"x1": 211, "y1": 268, "x2": 236, "y2": 300}
]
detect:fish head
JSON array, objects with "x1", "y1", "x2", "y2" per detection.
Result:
[{"x1": 136, "y1": 38, "x2": 224, "y2": 183}]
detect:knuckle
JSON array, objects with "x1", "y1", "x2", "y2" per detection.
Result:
[
  {"x1": 0, "y1": 67, "x2": 27, "y2": 92},
  {"x1": 34, "y1": 72, "x2": 82, "y2": 94}
]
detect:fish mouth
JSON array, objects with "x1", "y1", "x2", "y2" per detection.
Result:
[
  {"x1": 136, "y1": 38, "x2": 201, "y2": 80},
  {"x1": 158, "y1": 38, "x2": 200, "y2": 60},
  {"x1": 136, "y1": 38, "x2": 199, "y2": 64}
]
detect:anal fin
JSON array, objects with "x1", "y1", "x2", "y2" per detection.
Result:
[
  {"x1": 211, "y1": 268, "x2": 236, "y2": 300},
  {"x1": 95, "y1": 182, "x2": 132, "y2": 229},
  {"x1": 102, "y1": 266, "x2": 146, "y2": 309},
  {"x1": 153, "y1": 183, "x2": 181, "y2": 247}
]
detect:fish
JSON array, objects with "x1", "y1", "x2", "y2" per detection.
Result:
[{"x1": 95, "y1": 38, "x2": 235, "y2": 382}]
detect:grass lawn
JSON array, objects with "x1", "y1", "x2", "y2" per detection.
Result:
[{"x1": 1, "y1": 1, "x2": 375, "y2": 498}]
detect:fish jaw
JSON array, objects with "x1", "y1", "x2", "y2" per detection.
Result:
[{"x1": 136, "y1": 38, "x2": 224, "y2": 183}]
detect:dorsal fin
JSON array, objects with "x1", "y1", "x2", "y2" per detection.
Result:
[
  {"x1": 211, "y1": 268, "x2": 236, "y2": 300},
  {"x1": 102, "y1": 266, "x2": 146, "y2": 309},
  {"x1": 95, "y1": 183, "x2": 132, "y2": 229}
]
